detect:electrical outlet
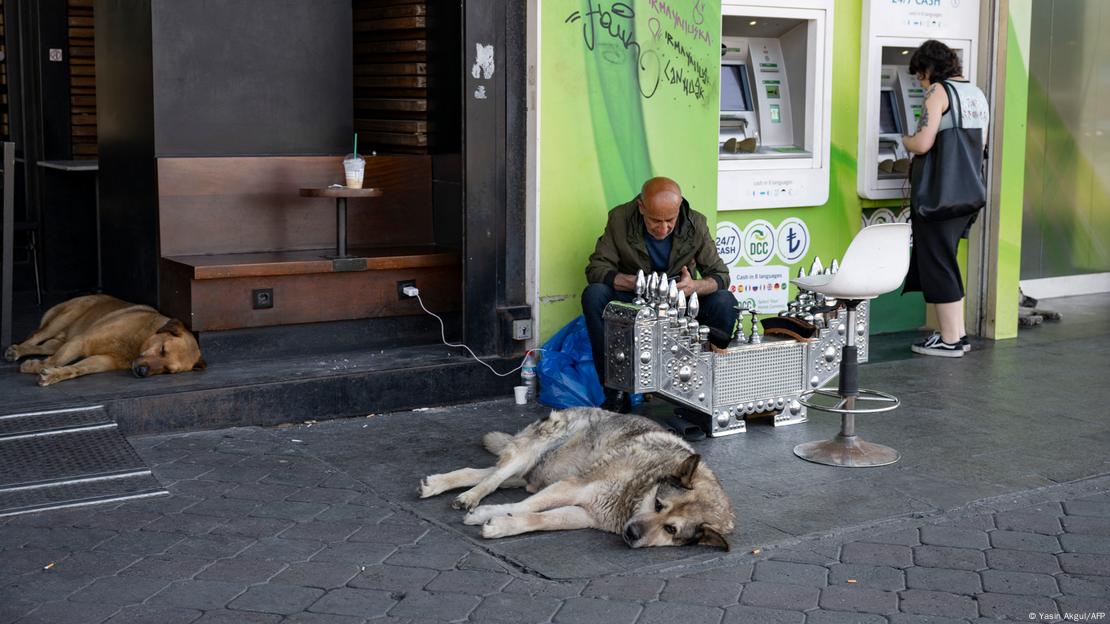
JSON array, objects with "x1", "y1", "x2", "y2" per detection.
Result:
[
  {"x1": 397, "y1": 280, "x2": 417, "y2": 299},
  {"x1": 497, "y1": 305, "x2": 532, "y2": 352},
  {"x1": 512, "y1": 319, "x2": 532, "y2": 341},
  {"x1": 252, "y1": 288, "x2": 274, "y2": 310}
]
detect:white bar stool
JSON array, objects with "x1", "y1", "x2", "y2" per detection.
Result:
[{"x1": 793, "y1": 223, "x2": 912, "y2": 467}]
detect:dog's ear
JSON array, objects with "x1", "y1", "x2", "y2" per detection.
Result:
[
  {"x1": 192, "y1": 357, "x2": 207, "y2": 371},
  {"x1": 696, "y1": 524, "x2": 730, "y2": 551},
  {"x1": 157, "y1": 319, "x2": 185, "y2": 336},
  {"x1": 673, "y1": 454, "x2": 701, "y2": 489}
]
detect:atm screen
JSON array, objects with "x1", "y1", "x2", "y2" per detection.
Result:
[
  {"x1": 879, "y1": 90, "x2": 902, "y2": 135},
  {"x1": 720, "y1": 64, "x2": 751, "y2": 112}
]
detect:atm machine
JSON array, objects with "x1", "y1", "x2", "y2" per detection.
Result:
[
  {"x1": 718, "y1": 0, "x2": 834, "y2": 210},
  {"x1": 875, "y1": 65, "x2": 910, "y2": 178},
  {"x1": 858, "y1": 0, "x2": 982, "y2": 199}
]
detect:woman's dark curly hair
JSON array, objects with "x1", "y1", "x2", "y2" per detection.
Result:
[{"x1": 909, "y1": 40, "x2": 962, "y2": 81}]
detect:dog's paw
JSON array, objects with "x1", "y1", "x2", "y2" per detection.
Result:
[
  {"x1": 418, "y1": 477, "x2": 440, "y2": 499},
  {"x1": 480, "y1": 516, "x2": 517, "y2": 539},
  {"x1": 418, "y1": 475, "x2": 447, "y2": 499},
  {"x1": 20, "y1": 359, "x2": 44, "y2": 374},
  {"x1": 452, "y1": 491, "x2": 482, "y2": 511},
  {"x1": 464, "y1": 505, "x2": 508, "y2": 525},
  {"x1": 37, "y1": 368, "x2": 63, "y2": 387},
  {"x1": 3, "y1": 345, "x2": 19, "y2": 362}
]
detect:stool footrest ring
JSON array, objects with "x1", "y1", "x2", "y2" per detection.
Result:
[{"x1": 797, "y1": 387, "x2": 900, "y2": 414}]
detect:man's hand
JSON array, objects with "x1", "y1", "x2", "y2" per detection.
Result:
[
  {"x1": 615, "y1": 268, "x2": 718, "y2": 296},
  {"x1": 675, "y1": 266, "x2": 718, "y2": 298},
  {"x1": 670, "y1": 263, "x2": 723, "y2": 297},
  {"x1": 613, "y1": 273, "x2": 638, "y2": 292},
  {"x1": 675, "y1": 266, "x2": 697, "y2": 297}
]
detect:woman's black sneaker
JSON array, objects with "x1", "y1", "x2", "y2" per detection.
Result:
[{"x1": 911, "y1": 332, "x2": 964, "y2": 358}]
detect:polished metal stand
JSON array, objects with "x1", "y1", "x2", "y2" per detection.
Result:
[{"x1": 794, "y1": 300, "x2": 900, "y2": 467}]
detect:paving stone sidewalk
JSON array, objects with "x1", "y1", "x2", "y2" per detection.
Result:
[{"x1": 2, "y1": 420, "x2": 1109, "y2": 624}]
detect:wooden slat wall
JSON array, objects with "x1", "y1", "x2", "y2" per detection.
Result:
[
  {"x1": 67, "y1": 0, "x2": 96, "y2": 157},
  {"x1": 1, "y1": 0, "x2": 8, "y2": 140},
  {"x1": 353, "y1": 0, "x2": 431, "y2": 154}
]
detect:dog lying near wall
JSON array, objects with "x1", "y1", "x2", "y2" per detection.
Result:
[
  {"x1": 419, "y1": 408, "x2": 734, "y2": 549},
  {"x1": 4, "y1": 294, "x2": 205, "y2": 386}
]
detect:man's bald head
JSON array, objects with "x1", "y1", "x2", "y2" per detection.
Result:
[
  {"x1": 639, "y1": 177, "x2": 682, "y2": 240},
  {"x1": 642, "y1": 177, "x2": 682, "y2": 205}
]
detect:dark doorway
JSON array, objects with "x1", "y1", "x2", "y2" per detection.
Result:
[{"x1": 2, "y1": 0, "x2": 99, "y2": 305}]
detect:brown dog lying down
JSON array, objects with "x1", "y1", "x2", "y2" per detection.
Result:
[{"x1": 4, "y1": 294, "x2": 205, "y2": 387}]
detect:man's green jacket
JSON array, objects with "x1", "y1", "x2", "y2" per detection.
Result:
[{"x1": 585, "y1": 197, "x2": 730, "y2": 291}]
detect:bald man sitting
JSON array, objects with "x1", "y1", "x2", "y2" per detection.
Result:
[{"x1": 583, "y1": 177, "x2": 739, "y2": 412}]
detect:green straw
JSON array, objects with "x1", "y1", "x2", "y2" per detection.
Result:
[{"x1": 353, "y1": 133, "x2": 358, "y2": 157}]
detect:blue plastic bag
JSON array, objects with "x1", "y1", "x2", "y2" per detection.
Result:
[{"x1": 536, "y1": 316, "x2": 605, "y2": 409}]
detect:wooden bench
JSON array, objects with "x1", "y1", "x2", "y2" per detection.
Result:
[{"x1": 157, "y1": 156, "x2": 458, "y2": 331}]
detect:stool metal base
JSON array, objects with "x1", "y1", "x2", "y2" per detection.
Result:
[
  {"x1": 794, "y1": 435, "x2": 900, "y2": 467},
  {"x1": 794, "y1": 388, "x2": 901, "y2": 468}
]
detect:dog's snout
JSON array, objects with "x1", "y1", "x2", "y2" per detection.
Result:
[
  {"x1": 132, "y1": 363, "x2": 150, "y2": 378},
  {"x1": 623, "y1": 523, "x2": 642, "y2": 546}
]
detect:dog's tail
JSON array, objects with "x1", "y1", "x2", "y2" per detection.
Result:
[{"x1": 482, "y1": 431, "x2": 513, "y2": 455}]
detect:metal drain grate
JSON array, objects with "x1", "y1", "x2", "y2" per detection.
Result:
[
  {"x1": 0, "y1": 426, "x2": 150, "y2": 488},
  {"x1": 0, "y1": 406, "x2": 167, "y2": 517},
  {"x1": 0, "y1": 472, "x2": 165, "y2": 517},
  {"x1": 0, "y1": 405, "x2": 111, "y2": 437}
]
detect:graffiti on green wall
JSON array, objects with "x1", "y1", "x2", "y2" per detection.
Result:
[{"x1": 539, "y1": 0, "x2": 722, "y2": 337}]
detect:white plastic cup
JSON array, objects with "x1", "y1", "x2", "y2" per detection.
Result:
[
  {"x1": 513, "y1": 385, "x2": 528, "y2": 405},
  {"x1": 343, "y1": 154, "x2": 365, "y2": 189}
]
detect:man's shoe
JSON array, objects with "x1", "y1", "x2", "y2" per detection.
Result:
[
  {"x1": 601, "y1": 390, "x2": 632, "y2": 413},
  {"x1": 911, "y1": 332, "x2": 964, "y2": 358},
  {"x1": 959, "y1": 335, "x2": 971, "y2": 352}
]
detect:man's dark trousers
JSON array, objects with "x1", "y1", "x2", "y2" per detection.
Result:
[{"x1": 581, "y1": 283, "x2": 739, "y2": 385}]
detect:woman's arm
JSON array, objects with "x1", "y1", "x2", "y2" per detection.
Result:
[{"x1": 902, "y1": 83, "x2": 947, "y2": 155}]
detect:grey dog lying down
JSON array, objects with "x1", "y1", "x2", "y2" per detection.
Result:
[{"x1": 419, "y1": 408, "x2": 734, "y2": 549}]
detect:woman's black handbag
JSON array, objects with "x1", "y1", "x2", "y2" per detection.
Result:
[{"x1": 909, "y1": 81, "x2": 986, "y2": 222}]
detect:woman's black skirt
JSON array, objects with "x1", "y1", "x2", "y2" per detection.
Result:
[{"x1": 902, "y1": 211, "x2": 976, "y2": 304}]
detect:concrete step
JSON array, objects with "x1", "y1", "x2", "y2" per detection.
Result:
[{"x1": 2, "y1": 344, "x2": 520, "y2": 435}]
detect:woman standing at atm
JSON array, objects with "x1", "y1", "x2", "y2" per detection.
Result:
[{"x1": 900, "y1": 40, "x2": 989, "y2": 358}]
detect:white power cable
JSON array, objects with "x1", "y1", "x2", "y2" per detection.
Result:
[{"x1": 409, "y1": 288, "x2": 537, "y2": 377}]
